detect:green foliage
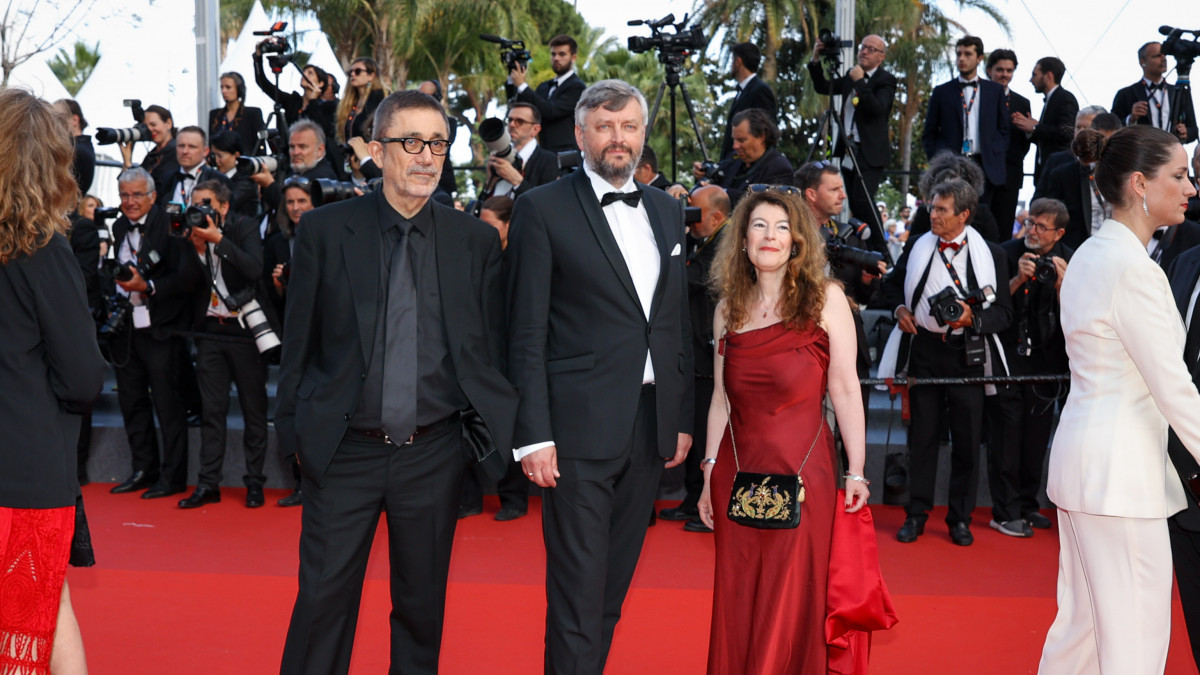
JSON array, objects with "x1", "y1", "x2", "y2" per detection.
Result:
[
  {"x1": 47, "y1": 39, "x2": 99, "y2": 96},
  {"x1": 527, "y1": 0, "x2": 585, "y2": 45}
]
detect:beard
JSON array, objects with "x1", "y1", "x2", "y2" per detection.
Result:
[
  {"x1": 552, "y1": 60, "x2": 571, "y2": 76},
  {"x1": 585, "y1": 143, "x2": 642, "y2": 183}
]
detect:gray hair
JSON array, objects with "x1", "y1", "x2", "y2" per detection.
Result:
[
  {"x1": 929, "y1": 178, "x2": 978, "y2": 223},
  {"x1": 289, "y1": 119, "x2": 326, "y2": 147},
  {"x1": 117, "y1": 166, "x2": 155, "y2": 195},
  {"x1": 574, "y1": 79, "x2": 649, "y2": 128},
  {"x1": 1078, "y1": 105, "x2": 1108, "y2": 119},
  {"x1": 919, "y1": 151, "x2": 984, "y2": 201}
]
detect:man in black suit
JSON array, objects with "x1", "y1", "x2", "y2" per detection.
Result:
[
  {"x1": 1033, "y1": 105, "x2": 1107, "y2": 197},
  {"x1": 807, "y1": 34, "x2": 897, "y2": 239},
  {"x1": 1112, "y1": 41, "x2": 1198, "y2": 144},
  {"x1": 107, "y1": 167, "x2": 203, "y2": 498},
  {"x1": 633, "y1": 145, "x2": 674, "y2": 191},
  {"x1": 1039, "y1": 113, "x2": 1122, "y2": 249},
  {"x1": 506, "y1": 79, "x2": 693, "y2": 674},
  {"x1": 157, "y1": 126, "x2": 231, "y2": 209},
  {"x1": 985, "y1": 49, "x2": 1033, "y2": 228},
  {"x1": 693, "y1": 109, "x2": 793, "y2": 206},
  {"x1": 276, "y1": 91, "x2": 519, "y2": 674},
  {"x1": 506, "y1": 34, "x2": 586, "y2": 153},
  {"x1": 719, "y1": 42, "x2": 778, "y2": 161},
  {"x1": 178, "y1": 180, "x2": 272, "y2": 511},
  {"x1": 251, "y1": 120, "x2": 339, "y2": 220},
  {"x1": 1165, "y1": 243, "x2": 1200, "y2": 670},
  {"x1": 922, "y1": 36, "x2": 1010, "y2": 202},
  {"x1": 882, "y1": 178, "x2": 1013, "y2": 546},
  {"x1": 480, "y1": 102, "x2": 558, "y2": 202},
  {"x1": 1010, "y1": 57, "x2": 1079, "y2": 183}
]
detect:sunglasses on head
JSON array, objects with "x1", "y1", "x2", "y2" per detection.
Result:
[{"x1": 747, "y1": 184, "x2": 802, "y2": 196}]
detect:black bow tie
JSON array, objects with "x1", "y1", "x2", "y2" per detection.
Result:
[
  {"x1": 959, "y1": 80, "x2": 978, "y2": 89},
  {"x1": 1149, "y1": 82, "x2": 1165, "y2": 92},
  {"x1": 600, "y1": 190, "x2": 642, "y2": 208},
  {"x1": 128, "y1": 222, "x2": 143, "y2": 232}
]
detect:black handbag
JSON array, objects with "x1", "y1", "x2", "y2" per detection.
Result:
[{"x1": 721, "y1": 342, "x2": 823, "y2": 530}]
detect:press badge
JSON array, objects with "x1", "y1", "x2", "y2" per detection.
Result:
[{"x1": 133, "y1": 305, "x2": 151, "y2": 329}]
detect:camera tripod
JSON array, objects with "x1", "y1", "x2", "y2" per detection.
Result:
[
  {"x1": 1169, "y1": 58, "x2": 1195, "y2": 140},
  {"x1": 646, "y1": 60, "x2": 711, "y2": 183}
]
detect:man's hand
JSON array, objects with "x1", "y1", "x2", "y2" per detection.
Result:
[
  {"x1": 510, "y1": 62, "x2": 527, "y2": 88},
  {"x1": 691, "y1": 161, "x2": 707, "y2": 180},
  {"x1": 347, "y1": 136, "x2": 371, "y2": 161},
  {"x1": 848, "y1": 65, "x2": 865, "y2": 82},
  {"x1": 189, "y1": 216, "x2": 222, "y2": 250},
  {"x1": 1011, "y1": 112, "x2": 1036, "y2": 134},
  {"x1": 947, "y1": 302, "x2": 974, "y2": 330},
  {"x1": 115, "y1": 265, "x2": 148, "y2": 293},
  {"x1": 487, "y1": 155, "x2": 522, "y2": 185},
  {"x1": 1177, "y1": 122, "x2": 1190, "y2": 143},
  {"x1": 895, "y1": 306, "x2": 918, "y2": 334},
  {"x1": 860, "y1": 259, "x2": 887, "y2": 283},
  {"x1": 665, "y1": 433, "x2": 692, "y2": 469},
  {"x1": 1016, "y1": 252, "x2": 1038, "y2": 283},
  {"x1": 1052, "y1": 256, "x2": 1068, "y2": 292},
  {"x1": 272, "y1": 264, "x2": 286, "y2": 293},
  {"x1": 1130, "y1": 100, "x2": 1149, "y2": 122},
  {"x1": 250, "y1": 167, "x2": 275, "y2": 187},
  {"x1": 520, "y1": 445, "x2": 559, "y2": 488},
  {"x1": 811, "y1": 39, "x2": 825, "y2": 62}
]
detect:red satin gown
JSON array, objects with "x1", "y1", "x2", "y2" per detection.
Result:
[{"x1": 708, "y1": 321, "x2": 837, "y2": 675}]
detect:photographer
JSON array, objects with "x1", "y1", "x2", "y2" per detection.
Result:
[
  {"x1": 118, "y1": 105, "x2": 179, "y2": 197},
  {"x1": 106, "y1": 167, "x2": 203, "y2": 499},
  {"x1": 719, "y1": 42, "x2": 778, "y2": 161},
  {"x1": 179, "y1": 180, "x2": 271, "y2": 510},
  {"x1": 210, "y1": 130, "x2": 261, "y2": 218},
  {"x1": 691, "y1": 108, "x2": 793, "y2": 206},
  {"x1": 251, "y1": 120, "x2": 337, "y2": 215},
  {"x1": 53, "y1": 98, "x2": 95, "y2": 195},
  {"x1": 505, "y1": 34, "x2": 585, "y2": 152},
  {"x1": 252, "y1": 41, "x2": 338, "y2": 141},
  {"x1": 209, "y1": 71, "x2": 266, "y2": 160},
  {"x1": 880, "y1": 178, "x2": 1012, "y2": 546},
  {"x1": 480, "y1": 102, "x2": 557, "y2": 201},
  {"x1": 157, "y1": 126, "x2": 231, "y2": 209},
  {"x1": 985, "y1": 197, "x2": 1072, "y2": 538},
  {"x1": 1111, "y1": 41, "x2": 1197, "y2": 143}
]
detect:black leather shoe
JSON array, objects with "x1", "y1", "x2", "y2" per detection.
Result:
[
  {"x1": 949, "y1": 522, "x2": 974, "y2": 546},
  {"x1": 896, "y1": 517, "x2": 925, "y2": 543},
  {"x1": 110, "y1": 470, "x2": 157, "y2": 494},
  {"x1": 276, "y1": 489, "x2": 302, "y2": 507},
  {"x1": 458, "y1": 505, "x2": 483, "y2": 519},
  {"x1": 683, "y1": 518, "x2": 713, "y2": 533},
  {"x1": 142, "y1": 484, "x2": 186, "y2": 500},
  {"x1": 1024, "y1": 511, "x2": 1053, "y2": 529},
  {"x1": 494, "y1": 507, "x2": 527, "y2": 522},
  {"x1": 178, "y1": 487, "x2": 220, "y2": 508},
  {"x1": 246, "y1": 485, "x2": 264, "y2": 508},
  {"x1": 659, "y1": 506, "x2": 699, "y2": 521}
]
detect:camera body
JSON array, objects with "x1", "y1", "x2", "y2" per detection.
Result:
[
  {"x1": 928, "y1": 285, "x2": 996, "y2": 327},
  {"x1": 479, "y1": 34, "x2": 531, "y2": 72},
  {"x1": 97, "y1": 249, "x2": 163, "y2": 336},
  {"x1": 95, "y1": 100, "x2": 150, "y2": 146},
  {"x1": 817, "y1": 29, "x2": 854, "y2": 60},
  {"x1": 1034, "y1": 256, "x2": 1058, "y2": 285},
  {"x1": 627, "y1": 13, "x2": 707, "y2": 71},
  {"x1": 166, "y1": 200, "x2": 220, "y2": 239},
  {"x1": 698, "y1": 160, "x2": 725, "y2": 184}
]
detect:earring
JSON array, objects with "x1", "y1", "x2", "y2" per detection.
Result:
[
  {"x1": 742, "y1": 246, "x2": 747, "y2": 253},
  {"x1": 1143, "y1": 193, "x2": 1150, "y2": 216},
  {"x1": 790, "y1": 245, "x2": 799, "y2": 258}
]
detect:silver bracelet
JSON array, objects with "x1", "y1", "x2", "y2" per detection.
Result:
[
  {"x1": 701, "y1": 457, "x2": 716, "y2": 466},
  {"x1": 844, "y1": 472, "x2": 870, "y2": 486}
]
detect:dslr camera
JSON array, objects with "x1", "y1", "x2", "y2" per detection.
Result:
[
  {"x1": 97, "y1": 250, "x2": 163, "y2": 336},
  {"x1": 928, "y1": 285, "x2": 996, "y2": 327},
  {"x1": 95, "y1": 99, "x2": 149, "y2": 145},
  {"x1": 1033, "y1": 256, "x2": 1058, "y2": 285},
  {"x1": 479, "y1": 34, "x2": 531, "y2": 72},
  {"x1": 165, "y1": 200, "x2": 220, "y2": 239},
  {"x1": 697, "y1": 160, "x2": 726, "y2": 184}
]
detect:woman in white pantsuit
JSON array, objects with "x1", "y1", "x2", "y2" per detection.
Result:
[{"x1": 1039, "y1": 125, "x2": 1200, "y2": 674}]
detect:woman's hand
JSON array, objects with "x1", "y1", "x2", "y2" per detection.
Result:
[
  {"x1": 698, "y1": 467, "x2": 715, "y2": 529},
  {"x1": 844, "y1": 481, "x2": 870, "y2": 513}
]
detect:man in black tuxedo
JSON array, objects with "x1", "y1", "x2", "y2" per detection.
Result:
[
  {"x1": 276, "y1": 91, "x2": 519, "y2": 674},
  {"x1": 1033, "y1": 105, "x2": 1106, "y2": 196},
  {"x1": 633, "y1": 145, "x2": 674, "y2": 191},
  {"x1": 157, "y1": 126, "x2": 231, "y2": 209},
  {"x1": 985, "y1": 49, "x2": 1032, "y2": 228},
  {"x1": 1112, "y1": 41, "x2": 1198, "y2": 144},
  {"x1": 1010, "y1": 57, "x2": 1079, "y2": 183},
  {"x1": 506, "y1": 34, "x2": 586, "y2": 153},
  {"x1": 693, "y1": 109, "x2": 793, "y2": 206},
  {"x1": 1039, "y1": 113, "x2": 1122, "y2": 249},
  {"x1": 719, "y1": 42, "x2": 778, "y2": 161},
  {"x1": 251, "y1": 120, "x2": 339, "y2": 219},
  {"x1": 507, "y1": 79, "x2": 693, "y2": 674},
  {"x1": 922, "y1": 36, "x2": 1010, "y2": 202},
  {"x1": 480, "y1": 102, "x2": 558, "y2": 202},
  {"x1": 1166, "y1": 243, "x2": 1200, "y2": 670},
  {"x1": 178, "y1": 180, "x2": 272, "y2": 511},
  {"x1": 807, "y1": 34, "x2": 897, "y2": 240},
  {"x1": 107, "y1": 167, "x2": 203, "y2": 498}
]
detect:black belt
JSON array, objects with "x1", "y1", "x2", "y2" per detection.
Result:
[{"x1": 348, "y1": 411, "x2": 462, "y2": 446}]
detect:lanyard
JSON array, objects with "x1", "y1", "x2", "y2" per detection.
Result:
[
  {"x1": 1146, "y1": 83, "x2": 1165, "y2": 129},
  {"x1": 936, "y1": 238, "x2": 969, "y2": 300},
  {"x1": 960, "y1": 85, "x2": 978, "y2": 130}
]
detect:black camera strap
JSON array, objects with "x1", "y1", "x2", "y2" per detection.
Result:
[{"x1": 936, "y1": 239, "x2": 970, "y2": 301}]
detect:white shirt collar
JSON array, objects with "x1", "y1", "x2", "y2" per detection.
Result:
[
  {"x1": 1044, "y1": 84, "x2": 1059, "y2": 100},
  {"x1": 583, "y1": 163, "x2": 636, "y2": 202},
  {"x1": 738, "y1": 73, "x2": 756, "y2": 89},
  {"x1": 864, "y1": 66, "x2": 879, "y2": 78},
  {"x1": 516, "y1": 137, "x2": 538, "y2": 163},
  {"x1": 555, "y1": 69, "x2": 576, "y2": 86},
  {"x1": 182, "y1": 163, "x2": 203, "y2": 178},
  {"x1": 957, "y1": 73, "x2": 979, "y2": 84}
]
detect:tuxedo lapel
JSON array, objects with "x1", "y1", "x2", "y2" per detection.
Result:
[
  {"x1": 570, "y1": 171, "x2": 641, "y2": 310},
  {"x1": 641, "y1": 188, "x2": 673, "y2": 322},
  {"x1": 1175, "y1": 254, "x2": 1200, "y2": 316},
  {"x1": 343, "y1": 195, "x2": 381, "y2": 367}
]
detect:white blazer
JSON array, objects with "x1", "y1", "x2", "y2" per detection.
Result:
[{"x1": 1048, "y1": 219, "x2": 1200, "y2": 518}]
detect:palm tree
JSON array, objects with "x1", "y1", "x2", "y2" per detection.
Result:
[
  {"x1": 47, "y1": 38, "x2": 99, "y2": 96},
  {"x1": 692, "y1": 0, "x2": 822, "y2": 82}
]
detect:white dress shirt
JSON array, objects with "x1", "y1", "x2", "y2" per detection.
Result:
[
  {"x1": 914, "y1": 230, "x2": 969, "y2": 333},
  {"x1": 843, "y1": 67, "x2": 878, "y2": 143},
  {"x1": 493, "y1": 138, "x2": 539, "y2": 197}
]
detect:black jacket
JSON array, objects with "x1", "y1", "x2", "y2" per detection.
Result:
[
  {"x1": 1031, "y1": 87, "x2": 1080, "y2": 181},
  {"x1": 1112, "y1": 79, "x2": 1199, "y2": 144},
  {"x1": 1165, "y1": 244, "x2": 1200, "y2": 531},
  {"x1": 719, "y1": 75, "x2": 778, "y2": 161},
  {"x1": 1039, "y1": 160, "x2": 1094, "y2": 250},
  {"x1": 0, "y1": 233, "x2": 107, "y2": 508},
  {"x1": 142, "y1": 140, "x2": 180, "y2": 198},
  {"x1": 190, "y1": 212, "x2": 266, "y2": 329},
  {"x1": 687, "y1": 224, "x2": 725, "y2": 378},
  {"x1": 111, "y1": 205, "x2": 204, "y2": 339},
  {"x1": 73, "y1": 134, "x2": 95, "y2": 195},
  {"x1": 506, "y1": 73, "x2": 586, "y2": 153},
  {"x1": 68, "y1": 215, "x2": 103, "y2": 316},
  {"x1": 716, "y1": 147, "x2": 794, "y2": 207},
  {"x1": 806, "y1": 62, "x2": 897, "y2": 169},
  {"x1": 923, "y1": 78, "x2": 1010, "y2": 187},
  {"x1": 208, "y1": 106, "x2": 266, "y2": 156},
  {"x1": 252, "y1": 53, "x2": 338, "y2": 140},
  {"x1": 512, "y1": 146, "x2": 559, "y2": 198},
  {"x1": 342, "y1": 89, "x2": 384, "y2": 142},
  {"x1": 998, "y1": 238, "x2": 1073, "y2": 375}
]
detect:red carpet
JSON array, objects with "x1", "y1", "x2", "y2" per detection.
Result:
[{"x1": 69, "y1": 484, "x2": 1200, "y2": 674}]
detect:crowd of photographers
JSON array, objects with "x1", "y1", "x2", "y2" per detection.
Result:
[{"x1": 52, "y1": 26, "x2": 1200, "y2": 549}]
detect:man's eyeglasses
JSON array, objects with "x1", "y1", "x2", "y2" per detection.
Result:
[
  {"x1": 858, "y1": 44, "x2": 883, "y2": 55},
  {"x1": 118, "y1": 191, "x2": 151, "y2": 200},
  {"x1": 348, "y1": 67, "x2": 373, "y2": 76},
  {"x1": 506, "y1": 117, "x2": 534, "y2": 128},
  {"x1": 378, "y1": 137, "x2": 451, "y2": 156},
  {"x1": 748, "y1": 184, "x2": 803, "y2": 196},
  {"x1": 1024, "y1": 218, "x2": 1060, "y2": 233}
]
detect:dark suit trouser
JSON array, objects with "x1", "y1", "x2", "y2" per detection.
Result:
[
  {"x1": 112, "y1": 330, "x2": 189, "y2": 488},
  {"x1": 460, "y1": 454, "x2": 530, "y2": 513},
  {"x1": 542, "y1": 386, "x2": 661, "y2": 675},
  {"x1": 1170, "y1": 516, "x2": 1200, "y2": 670},
  {"x1": 989, "y1": 166, "x2": 1023, "y2": 236},
  {"x1": 280, "y1": 424, "x2": 466, "y2": 675},
  {"x1": 195, "y1": 324, "x2": 269, "y2": 490},
  {"x1": 676, "y1": 376, "x2": 714, "y2": 511},
  {"x1": 985, "y1": 382, "x2": 1056, "y2": 522}
]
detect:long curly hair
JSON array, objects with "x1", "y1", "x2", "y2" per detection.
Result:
[
  {"x1": 0, "y1": 89, "x2": 78, "y2": 264},
  {"x1": 709, "y1": 190, "x2": 828, "y2": 333}
]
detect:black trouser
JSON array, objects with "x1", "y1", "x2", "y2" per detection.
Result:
[
  {"x1": 989, "y1": 164, "x2": 1023, "y2": 236},
  {"x1": 195, "y1": 319, "x2": 269, "y2": 490},
  {"x1": 1171, "y1": 516, "x2": 1200, "y2": 671},
  {"x1": 460, "y1": 451, "x2": 530, "y2": 513},
  {"x1": 985, "y1": 382, "x2": 1057, "y2": 523},
  {"x1": 676, "y1": 376, "x2": 714, "y2": 512},
  {"x1": 543, "y1": 385, "x2": 661, "y2": 675},
  {"x1": 112, "y1": 329, "x2": 190, "y2": 489},
  {"x1": 281, "y1": 422, "x2": 467, "y2": 675}
]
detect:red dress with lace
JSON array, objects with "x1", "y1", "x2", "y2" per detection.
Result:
[{"x1": 0, "y1": 506, "x2": 75, "y2": 674}]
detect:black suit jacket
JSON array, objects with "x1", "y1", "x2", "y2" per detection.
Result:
[
  {"x1": 1040, "y1": 160, "x2": 1093, "y2": 250},
  {"x1": 807, "y1": 62, "x2": 897, "y2": 169},
  {"x1": 719, "y1": 75, "x2": 778, "y2": 161},
  {"x1": 717, "y1": 148, "x2": 794, "y2": 206},
  {"x1": 157, "y1": 165, "x2": 233, "y2": 208},
  {"x1": 111, "y1": 206, "x2": 204, "y2": 339},
  {"x1": 0, "y1": 233, "x2": 106, "y2": 508},
  {"x1": 208, "y1": 106, "x2": 266, "y2": 157},
  {"x1": 506, "y1": 169, "x2": 694, "y2": 460},
  {"x1": 1034, "y1": 149, "x2": 1074, "y2": 196},
  {"x1": 189, "y1": 212, "x2": 265, "y2": 329},
  {"x1": 68, "y1": 215, "x2": 103, "y2": 315},
  {"x1": 1112, "y1": 79, "x2": 1199, "y2": 144},
  {"x1": 512, "y1": 145, "x2": 558, "y2": 199},
  {"x1": 922, "y1": 78, "x2": 1010, "y2": 186},
  {"x1": 1031, "y1": 87, "x2": 1080, "y2": 181},
  {"x1": 1165, "y1": 244, "x2": 1200, "y2": 530},
  {"x1": 507, "y1": 73, "x2": 586, "y2": 153},
  {"x1": 274, "y1": 191, "x2": 518, "y2": 485},
  {"x1": 1156, "y1": 220, "x2": 1200, "y2": 272},
  {"x1": 1004, "y1": 90, "x2": 1033, "y2": 182}
]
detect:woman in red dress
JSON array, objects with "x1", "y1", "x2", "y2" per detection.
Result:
[
  {"x1": 0, "y1": 89, "x2": 107, "y2": 674},
  {"x1": 698, "y1": 189, "x2": 872, "y2": 674}
]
